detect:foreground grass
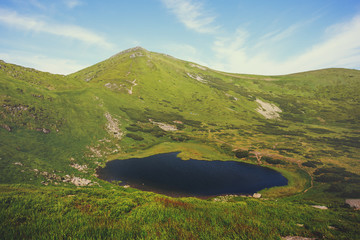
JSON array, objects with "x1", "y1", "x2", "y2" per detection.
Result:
[{"x1": 1, "y1": 184, "x2": 359, "y2": 240}]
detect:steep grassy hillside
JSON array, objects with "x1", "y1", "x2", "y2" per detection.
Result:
[{"x1": 1, "y1": 47, "x2": 359, "y2": 239}]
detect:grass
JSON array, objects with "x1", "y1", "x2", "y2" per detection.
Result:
[
  {"x1": 1, "y1": 184, "x2": 359, "y2": 239},
  {"x1": 0, "y1": 47, "x2": 359, "y2": 239}
]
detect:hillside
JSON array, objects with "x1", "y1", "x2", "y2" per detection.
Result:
[{"x1": 0, "y1": 47, "x2": 359, "y2": 239}]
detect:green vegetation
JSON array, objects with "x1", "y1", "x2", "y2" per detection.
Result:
[{"x1": 0, "y1": 47, "x2": 359, "y2": 239}]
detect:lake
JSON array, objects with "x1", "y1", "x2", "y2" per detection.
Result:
[{"x1": 97, "y1": 152, "x2": 288, "y2": 197}]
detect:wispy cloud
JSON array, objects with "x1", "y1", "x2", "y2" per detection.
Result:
[
  {"x1": 161, "y1": 0, "x2": 218, "y2": 33},
  {"x1": 211, "y1": 14, "x2": 360, "y2": 75},
  {"x1": 0, "y1": 51, "x2": 87, "y2": 74},
  {"x1": 0, "y1": 8, "x2": 114, "y2": 49},
  {"x1": 64, "y1": 0, "x2": 83, "y2": 9}
]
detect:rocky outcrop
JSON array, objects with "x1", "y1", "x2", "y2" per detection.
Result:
[
  {"x1": 190, "y1": 63, "x2": 207, "y2": 71},
  {"x1": 346, "y1": 199, "x2": 360, "y2": 210},
  {"x1": 62, "y1": 175, "x2": 92, "y2": 186},
  {"x1": 252, "y1": 193, "x2": 261, "y2": 198},
  {"x1": 105, "y1": 112, "x2": 123, "y2": 139},
  {"x1": 149, "y1": 119, "x2": 177, "y2": 131},
  {"x1": 186, "y1": 72, "x2": 207, "y2": 83},
  {"x1": 70, "y1": 163, "x2": 88, "y2": 172}
]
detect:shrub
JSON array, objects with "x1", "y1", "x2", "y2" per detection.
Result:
[
  {"x1": 263, "y1": 157, "x2": 286, "y2": 165},
  {"x1": 302, "y1": 161, "x2": 317, "y2": 168},
  {"x1": 235, "y1": 150, "x2": 249, "y2": 159},
  {"x1": 126, "y1": 133, "x2": 144, "y2": 141}
]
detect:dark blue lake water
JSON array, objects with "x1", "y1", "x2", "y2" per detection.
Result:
[{"x1": 97, "y1": 152, "x2": 288, "y2": 197}]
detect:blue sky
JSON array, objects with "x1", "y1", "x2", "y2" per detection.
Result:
[{"x1": 0, "y1": 0, "x2": 359, "y2": 75}]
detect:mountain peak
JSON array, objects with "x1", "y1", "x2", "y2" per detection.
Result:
[{"x1": 110, "y1": 46, "x2": 148, "y2": 58}]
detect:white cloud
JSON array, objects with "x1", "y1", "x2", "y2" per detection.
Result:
[
  {"x1": 64, "y1": 0, "x2": 83, "y2": 9},
  {"x1": 0, "y1": 52, "x2": 87, "y2": 74},
  {"x1": 161, "y1": 0, "x2": 218, "y2": 33},
  {"x1": 211, "y1": 15, "x2": 360, "y2": 75},
  {"x1": 0, "y1": 8, "x2": 114, "y2": 49}
]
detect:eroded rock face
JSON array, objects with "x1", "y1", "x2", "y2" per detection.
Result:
[{"x1": 255, "y1": 98, "x2": 282, "y2": 119}]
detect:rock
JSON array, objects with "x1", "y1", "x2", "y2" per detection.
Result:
[
  {"x1": 70, "y1": 177, "x2": 92, "y2": 186},
  {"x1": 253, "y1": 193, "x2": 262, "y2": 198},
  {"x1": 312, "y1": 205, "x2": 328, "y2": 210},
  {"x1": 70, "y1": 163, "x2": 88, "y2": 172},
  {"x1": 42, "y1": 128, "x2": 50, "y2": 134},
  {"x1": 13, "y1": 162, "x2": 23, "y2": 166},
  {"x1": 62, "y1": 174, "x2": 92, "y2": 186},
  {"x1": 345, "y1": 199, "x2": 360, "y2": 210},
  {"x1": 1, "y1": 124, "x2": 12, "y2": 132},
  {"x1": 35, "y1": 128, "x2": 50, "y2": 134}
]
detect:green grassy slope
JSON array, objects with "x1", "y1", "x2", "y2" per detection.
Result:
[{"x1": 1, "y1": 47, "x2": 359, "y2": 239}]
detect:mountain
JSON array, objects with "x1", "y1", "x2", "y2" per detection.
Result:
[{"x1": 1, "y1": 47, "x2": 359, "y2": 239}]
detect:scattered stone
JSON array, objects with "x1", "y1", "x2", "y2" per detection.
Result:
[
  {"x1": 252, "y1": 193, "x2": 262, "y2": 198},
  {"x1": 123, "y1": 185, "x2": 130, "y2": 188},
  {"x1": 105, "y1": 112, "x2": 123, "y2": 139},
  {"x1": 35, "y1": 128, "x2": 51, "y2": 134},
  {"x1": 328, "y1": 226, "x2": 336, "y2": 230},
  {"x1": 296, "y1": 224, "x2": 304, "y2": 227},
  {"x1": 312, "y1": 205, "x2": 328, "y2": 210},
  {"x1": 13, "y1": 162, "x2": 23, "y2": 166},
  {"x1": 255, "y1": 98, "x2": 282, "y2": 119},
  {"x1": 345, "y1": 199, "x2": 360, "y2": 210}
]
